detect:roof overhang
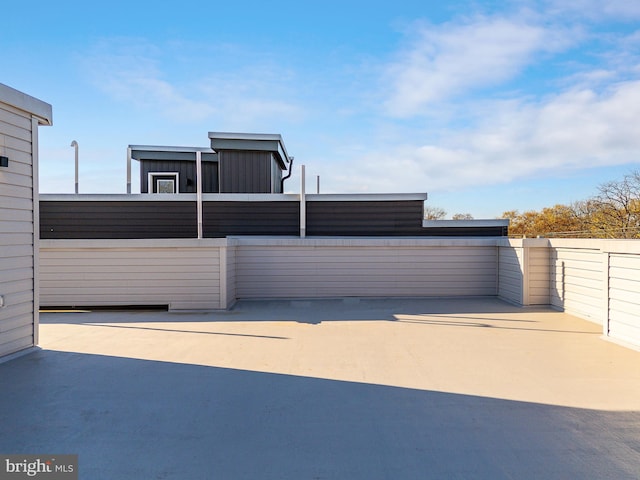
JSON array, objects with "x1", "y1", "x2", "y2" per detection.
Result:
[
  {"x1": 0, "y1": 83, "x2": 52, "y2": 125},
  {"x1": 208, "y1": 132, "x2": 291, "y2": 169},
  {"x1": 129, "y1": 145, "x2": 217, "y2": 162}
]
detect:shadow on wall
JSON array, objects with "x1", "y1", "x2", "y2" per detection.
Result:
[{"x1": 1, "y1": 349, "x2": 639, "y2": 480}]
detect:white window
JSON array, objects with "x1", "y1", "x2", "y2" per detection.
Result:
[{"x1": 148, "y1": 173, "x2": 179, "y2": 194}]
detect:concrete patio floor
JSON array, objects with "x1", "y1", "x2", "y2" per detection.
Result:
[{"x1": 1, "y1": 297, "x2": 640, "y2": 479}]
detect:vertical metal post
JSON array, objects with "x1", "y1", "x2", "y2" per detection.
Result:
[
  {"x1": 521, "y1": 241, "x2": 530, "y2": 306},
  {"x1": 32, "y1": 117, "x2": 41, "y2": 346},
  {"x1": 196, "y1": 150, "x2": 203, "y2": 239},
  {"x1": 300, "y1": 164, "x2": 306, "y2": 238},
  {"x1": 316, "y1": 175, "x2": 320, "y2": 194},
  {"x1": 126, "y1": 147, "x2": 132, "y2": 194},
  {"x1": 602, "y1": 252, "x2": 611, "y2": 337},
  {"x1": 71, "y1": 140, "x2": 79, "y2": 194}
]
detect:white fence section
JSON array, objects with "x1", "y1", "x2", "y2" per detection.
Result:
[
  {"x1": 497, "y1": 242, "x2": 524, "y2": 305},
  {"x1": 40, "y1": 239, "x2": 228, "y2": 310},
  {"x1": 222, "y1": 243, "x2": 236, "y2": 309},
  {"x1": 497, "y1": 239, "x2": 550, "y2": 306},
  {"x1": 498, "y1": 238, "x2": 640, "y2": 349},
  {"x1": 606, "y1": 249, "x2": 640, "y2": 348},
  {"x1": 234, "y1": 238, "x2": 498, "y2": 299},
  {"x1": 550, "y1": 241, "x2": 604, "y2": 323},
  {"x1": 39, "y1": 237, "x2": 640, "y2": 349},
  {"x1": 528, "y1": 246, "x2": 551, "y2": 305}
]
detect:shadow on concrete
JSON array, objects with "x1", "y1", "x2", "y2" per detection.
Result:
[
  {"x1": 40, "y1": 297, "x2": 600, "y2": 335},
  {"x1": 39, "y1": 297, "x2": 549, "y2": 323},
  {"x1": 1, "y1": 349, "x2": 639, "y2": 479},
  {"x1": 70, "y1": 323, "x2": 290, "y2": 340},
  {"x1": 393, "y1": 314, "x2": 599, "y2": 335}
]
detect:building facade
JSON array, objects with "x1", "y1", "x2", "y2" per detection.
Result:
[{"x1": 0, "y1": 83, "x2": 52, "y2": 359}]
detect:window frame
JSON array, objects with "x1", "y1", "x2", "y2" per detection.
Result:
[{"x1": 148, "y1": 172, "x2": 179, "y2": 194}]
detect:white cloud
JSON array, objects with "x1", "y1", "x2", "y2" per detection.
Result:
[
  {"x1": 324, "y1": 78, "x2": 640, "y2": 194},
  {"x1": 80, "y1": 39, "x2": 302, "y2": 126},
  {"x1": 196, "y1": 69, "x2": 305, "y2": 130},
  {"x1": 544, "y1": 0, "x2": 640, "y2": 20},
  {"x1": 383, "y1": 15, "x2": 576, "y2": 117},
  {"x1": 80, "y1": 39, "x2": 216, "y2": 123}
]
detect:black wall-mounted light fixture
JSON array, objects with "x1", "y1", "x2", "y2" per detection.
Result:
[{"x1": 0, "y1": 156, "x2": 8, "y2": 168}]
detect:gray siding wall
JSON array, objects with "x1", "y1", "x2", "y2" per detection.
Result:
[
  {"x1": 608, "y1": 253, "x2": 640, "y2": 347},
  {"x1": 40, "y1": 239, "x2": 226, "y2": 310},
  {"x1": 140, "y1": 159, "x2": 219, "y2": 193},
  {"x1": 234, "y1": 238, "x2": 498, "y2": 299},
  {"x1": 0, "y1": 103, "x2": 35, "y2": 356},
  {"x1": 203, "y1": 201, "x2": 299, "y2": 237},
  {"x1": 306, "y1": 201, "x2": 426, "y2": 236},
  {"x1": 219, "y1": 151, "x2": 273, "y2": 193},
  {"x1": 40, "y1": 200, "x2": 198, "y2": 239},
  {"x1": 271, "y1": 154, "x2": 283, "y2": 193},
  {"x1": 39, "y1": 194, "x2": 508, "y2": 239}
]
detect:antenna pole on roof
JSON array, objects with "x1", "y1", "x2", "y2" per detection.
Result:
[
  {"x1": 126, "y1": 147, "x2": 132, "y2": 194},
  {"x1": 300, "y1": 164, "x2": 306, "y2": 238},
  {"x1": 70, "y1": 140, "x2": 79, "y2": 194},
  {"x1": 196, "y1": 150, "x2": 203, "y2": 239}
]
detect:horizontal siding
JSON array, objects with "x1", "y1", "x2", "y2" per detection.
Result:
[
  {"x1": 236, "y1": 245, "x2": 497, "y2": 298},
  {"x1": 203, "y1": 201, "x2": 298, "y2": 237},
  {"x1": 529, "y1": 247, "x2": 550, "y2": 305},
  {"x1": 39, "y1": 198, "x2": 510, "y2": 238},
  {"x1": 307, "y1": 201, "x2": 425, "y2": 236},
  {"x1": 0, "y1": 104, "x2": 32, "y2": 131},
  {"x1": 40, "y1": 243, "x2": 223, "y2": 310},
  {"x1": 550, "y1": 248, "x2": 603, "y2": 323},
  {"x1": 498, "y1": 246, "x2": 523, "y2": 304},
  {"x1": 40, "y1": 201, "x2": 197, "y2": 239},
  {"x1": 0, "y1": 103, "x2": 34, "y2": 357},
  {"x1": 608, "y1": 253, "x2": 640, "y2": 347},
  {"x1": 225, "y1": 246, "x2": 237, "y2": 308},
  {"x1": 33, "y1": 235, "x2": 640, "y2": 352}
]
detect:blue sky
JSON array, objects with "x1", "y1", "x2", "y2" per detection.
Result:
[{"x1": 3, "y1": 0, "x2": 640, "y2": 218}]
